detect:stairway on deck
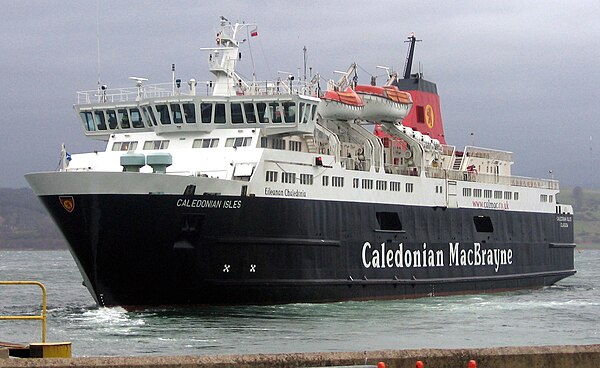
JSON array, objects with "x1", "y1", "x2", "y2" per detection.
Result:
[{"x1": 452, "y1": 155, "x2": 463, "y2": 170}]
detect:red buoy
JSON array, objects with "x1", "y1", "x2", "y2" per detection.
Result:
[
  {"x1": 416, "y1": 360, "x2": 424, "y2": 368},
  {"x1": 468, "y1": 360, "x2": 477, "y2": 368},
  {"x1": 377, "y1": 362, "x2": 386, "y2": 368}
]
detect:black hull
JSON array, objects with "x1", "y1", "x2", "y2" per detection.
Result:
[{"x1": 39, "y1": 193, "x2": 576, "y2": 307}]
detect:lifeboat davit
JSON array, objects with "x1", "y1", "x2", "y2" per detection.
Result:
[
  {"x1": 355, "y1": 85, "x2": 413, "y2": 122},
  {"x1": 318, "y1": 87, "x2": 364, "y2": 120}
]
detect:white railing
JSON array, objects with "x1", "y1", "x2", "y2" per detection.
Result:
[
  {"x1": 421, "y1": 167, "x2": 559, "y2": 190},
  {"x1": 76, "y1": 79, "x2": 321, "y2": 105},
  {"x1": 463, "y1": 146, "x2": 513, "y2": 163},
  {"x1": 76, "y1": 83, "x2": 187, "y2": 104}
]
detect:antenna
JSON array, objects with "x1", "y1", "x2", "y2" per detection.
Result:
[
  {"x1": 303, "y1": 46, "x2": 307, "y2": 83},
  {"x1": 171, "y1": 64, "x2": 175, "y2": 94},
  {"x1": 129, "y1": 77, "x2": 148, "y2": 100},
  {"x1": 96, "y1": 0, "x2": 101, "y2": 88},
  {"x1": 403, "y1": 33, "x2": 422, "y2": 79}
]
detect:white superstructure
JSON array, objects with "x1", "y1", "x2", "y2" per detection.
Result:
[{"x1": 47, "y1": 18, "x2": 571, "y2": 217}]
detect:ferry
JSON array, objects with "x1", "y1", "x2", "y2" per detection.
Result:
[{"x1": 26, "y1": 18, "x2": 576, "y2": 307}]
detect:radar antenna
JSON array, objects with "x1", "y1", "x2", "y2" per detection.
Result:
[{"x1": 403, "y1": 33, "x2": 422, "y2": 79}]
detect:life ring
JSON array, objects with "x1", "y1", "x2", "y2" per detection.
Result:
[{"x1": 403, "y1": 150, "x2": 412, "y2": 159}]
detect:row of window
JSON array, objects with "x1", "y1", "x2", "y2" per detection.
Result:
[
  {"x1": 111, "y1": 136, "x2": 309, "y2": 152},
  {"x1": 112, "y1": 140, "x2": 170, "y2": 151},
  {"x1": 81, "y1": 101, "x2": 318, "y2": 132},
  {"x1": 265, "y1": 171, "x2": 416, "y2": 193},
  {"x1": 112, "y1": 137, "x2": 254, "y2": 151},
  {"x1": 462, "y1": 187, "x2": 521, "y2": 201}
]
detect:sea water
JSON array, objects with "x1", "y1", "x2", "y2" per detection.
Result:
[{"x1": 0, "y1": 250, "x2": 598, "y2": 357}]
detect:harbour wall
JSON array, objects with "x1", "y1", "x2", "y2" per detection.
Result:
[{"x1": 1, "y1": 344, "x2": 600, "y2": 367}]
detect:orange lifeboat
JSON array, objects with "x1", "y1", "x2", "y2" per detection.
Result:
[
  {"x1": 318, "y1": 87, "x2": 364, "y2": 120},
  {"x1": 355, "y1": 85, "x2": 412, "y2": 122}
]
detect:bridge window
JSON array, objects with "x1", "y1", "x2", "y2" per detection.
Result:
[
  {"x1": 376, "y1": 180, "x2": 387, "y2": 190},
  {"x1": 484, "y1": 189, "x2": 492, "y2": 199},
  {"x1": 504, "y1": 191, "x2": 512, "y2": 200},
  {"x1": 269, "y1": 102, "x2": 282, "y2": 123},
  {"x1": 405, "y1": 183, "x2": 414, "y2": 192},
  {"x1": 94, "y1": 111, "x2": 107, "y2": 130},
  {"x1": 473, "y1": 188, "x2": 482, "y2": 197},
  {"x1": 193, "y1": 138, "x2": 219, "y2": 148},
  {"x1": 107, "y1": 110, "x2": 118, "y2": 129},
  {"x1": 183, "y1": 103, "x2": 196, "y2": 123},
  {"x1": 155, "y1": 105, "x2": 170, "y2": 125},
  {"x1": 140, "y1": 106, "x2": 153, "y2": 127},
  {"x1": 214, "y1": 103, "x2": 226, "y2": 124},
  {"x1": 80, "y1": 111, "x2": 96, "y2": 131},
  {"x1": 310, "y1": 104, "x2": 317, "y2": 120},
  {"x1": 231, "y1": 103, "x2": 244, "y2": 124},
  {"x1": 322, "y1": 176, "x2": 329, "y2": 186},
  {"x1": 494, "y1": 190, "x2": 502, "y2": 199},
  {"x1": 170, "y1": 104, "x2": 183, "y2": 124},
  {"x1": 257, "y1": 103, "x2": 268, "y2": 123},
  {"x1": 118, "y1": 109, "x2": 130, "y2": 128},
  {"x1": 299, "y1": 103, "x2": 314, "y2": 124},
  {"x1": 282, "y1": 101, "x2": 296, "y2": 123},
  {"x1": 299, "y1": 103, "x2": 306, "y2": 124},
  {"x1": 362, "y1": 179, "x2": 373, "y2": 190},
  {"x1": 514, "y1": 192, "x2": 519, "y2": 200},
  {"x1": 200, "y1": 103, "x2": 213, "y2": 123},
  {"x1": 130, "y1": 108, "x2": 144, "y2": 128},
  {"x1": 353, "y1": 178, "x2": 359, "y2": 188},
  {"x1": 390, "y1": 181, "x2": 401, "y2": 192},
  {"x1": 244, "y1": 103, "x2": 256, "y2": 123},
  {"x1": 463, "y1": 188, "x2": 472, "y2": 196}
]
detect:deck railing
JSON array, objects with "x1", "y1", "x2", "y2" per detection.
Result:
[
  {"x1": 0, "y1": 281, "x2": 47, "y2": 342},
  {"x1": 76, "y1": 79, "x2": 320, "y2": 104},
  {"x1": 422, "y1": 167, "x2": 559, "y2": 190}
]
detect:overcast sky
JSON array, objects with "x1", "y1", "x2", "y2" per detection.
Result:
[{"x1": 1, "y1": 1, "x2": 599, "y2": 188}]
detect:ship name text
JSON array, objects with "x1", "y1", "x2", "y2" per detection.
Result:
[
  {"x1": 264, "y1": 187, "x2": 307, "y2": 198},
  {"x1": 176, "y1": 198, "x2": 242, "y2": 209},
  {"x1": 361, "y1": 242, "x2": 513, "y2": 273}
]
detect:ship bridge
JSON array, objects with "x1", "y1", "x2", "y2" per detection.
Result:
[{"x1": 74, "y1": 81, "x2": 320, "y2": 140}]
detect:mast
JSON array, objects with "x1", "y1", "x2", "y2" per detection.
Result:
[
  {"x1": 200, "y1": 17, "x2": 253, "y2": 96},
  {"x1": 403, "y1": 33, "x2": 421, "y2": 79}
]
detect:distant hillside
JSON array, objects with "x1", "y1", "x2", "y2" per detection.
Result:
[
  {"x1": 0, "y1": 188, "x2": 66, "y2": 249},
  {"x1": 0, "y1": 186, "x2": 598, "y2": 250},
  {"x1": 557, "y1": 186, "x2": 600, "y2": 248}
]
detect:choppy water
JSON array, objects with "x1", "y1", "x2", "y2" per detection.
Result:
[{"x1": 0, "y1": 250, "x2": 598, "y2": 357}]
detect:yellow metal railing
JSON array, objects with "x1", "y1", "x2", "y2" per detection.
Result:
[{"x1": 0, "y1": 281, "x2": 47, "y2": 343}]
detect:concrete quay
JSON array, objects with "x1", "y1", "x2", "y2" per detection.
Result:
[{"x1": 1, "y1": 344, "x2": 599, "y2": 367}]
